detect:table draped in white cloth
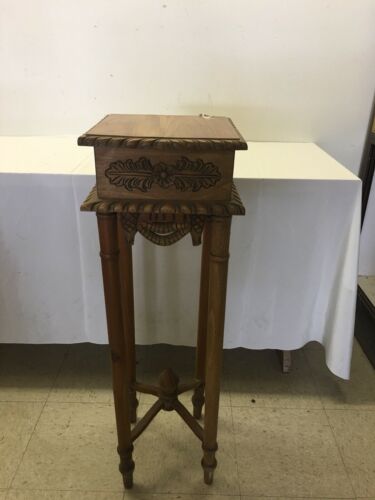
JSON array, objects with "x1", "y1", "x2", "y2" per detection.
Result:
[{"x1": 0, "y1": 137, "x2": 361, "y2": 379}]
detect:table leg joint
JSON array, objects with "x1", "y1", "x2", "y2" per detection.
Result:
[
  {"x1": 175, "y1": 400, "x2": 204, "y2": 441},
  {"x1": 192, "y1": 381, "x2": 205, "y2": 419},
  {"x1": 131, "y1": 369, "x2": 205, "y2": 443},
  {"x1": 178, "y1": 379, "x2": 201, "y2": 395},
  {"x1": 134, "y1": 381, "x2": 159, "y2": 397},
  {"x1": 131, "y1": 399, "x2": 163, "y2": 442}
]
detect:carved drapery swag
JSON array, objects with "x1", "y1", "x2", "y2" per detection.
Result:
[{"x1": 120, "y1": 213, "x2": 205, "y2": 246}]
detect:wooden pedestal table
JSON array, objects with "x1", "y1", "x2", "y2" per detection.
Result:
[{"x1": 81, "y1": 185, "x2": 245, "y2": 488}]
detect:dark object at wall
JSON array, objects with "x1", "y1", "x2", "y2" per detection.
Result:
[
  {"x1": 355, "y1": 289, "x2": 375, "y2": 369},
  {"x1": 359, "y1": 94, "x2": 375, "y2": 225},
  {"x1": 356, "y1": 94, "x2": 375, "y2": 367}
]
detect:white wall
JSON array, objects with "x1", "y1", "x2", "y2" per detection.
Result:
[{"x1": 1, "y1": 0, "x2": 374, "y2": 174}]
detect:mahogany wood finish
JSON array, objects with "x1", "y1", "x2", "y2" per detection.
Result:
[
  {"x1": 79, "y1": 114, "x2": 246, "y2": 489},
  {"x1": 96, "y1": 214, "x2": 134, "y2": 488},
  {"x1": 91, "y1": 197, "x2": 242, "y2": 489},
  {"x1": 117, "y1": 220, "x2": 138, "y2": 423},
  {"x1": 79, "y1": 114, "x2": 246, "y2": 202},
  {"x1": 202, "y1": 216, "x2": 231, "y2": 484},
  {"x1": 83, "y1": 114, "x2": 245, "y2": 141},
  {"x1": 94, "y1": 148, "x2": 234, "y2": 202},
  {"x1": 81, "y1": 183, "x2": 245, "y2": 217},
  {"x1": 192, "y1": 222, "x2": 212, "y2": 419}
]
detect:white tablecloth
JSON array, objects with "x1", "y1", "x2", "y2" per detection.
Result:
[{"x1": 0, "y1": 137, "x2": 361, "y2": 379}]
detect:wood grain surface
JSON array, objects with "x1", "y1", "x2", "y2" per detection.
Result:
[
  {"x1": 86, "y1": 114, "x2": 243, "y2": 140},
  {"x1": 78, "y1": 114, "x2": 247, "y2": 152},
  {"x1": 94, "y1": 148, "x2": 234, "y2": 201}
]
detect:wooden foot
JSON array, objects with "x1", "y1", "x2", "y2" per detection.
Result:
[
  {"x1": 119, "y1": 445, "x2": 135, "y2": 489},
  {"x1": 123, "y1": 472, "x2": 133, "y2": 489},
  {"x1": 202, "y1": 443, "x2": 218, "y2": 485},
  {"x1": 204, "y1": 468, "x2": 214, "y2": 485}
]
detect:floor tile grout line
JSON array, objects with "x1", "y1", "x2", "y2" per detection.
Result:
[
  {"x1": 315, "y1": 407, "x2": 375, "y2": 412},
  {"x1": 238, "y1": 497, "x2": 356, "y2": 499},
  {"x1": 45, "y1": 344, "x2": 71, "y2": 401},
  {"x1": 305, "y1": 342, "x2": 372, "y2": 496},
  {"x1": 228, "y1": 405, "x2": 336, "y2": 411},
  {"x1": 7, "y1": 487, "x2": 124, "y2": 494},
  {"x1": 0, "y1": 399, "x2": 115, "y2": 405},
  {"x1": 3, "y1": 343, "x2": 371, "y2": 498},
  {"x1": 4, "y1": 488, "x2": 359, "y2": 498},
  {"x1": 2, "y1": 398, "x2": 374, "y2": 411},
  {"x1": 323, "y1": 406, "x2": 357, "y2": 499},
  {"x1": 7, "y1": 346, "x2": 70, "y2": 490},
  {"x1": 229, "y1": 403, "x2": 242, "y2": 497},
  {"x1": 6, "y1": 487, "x2": 241, "y2": 497},
  {"x1": 305, "y1": 341, "x2": 375, "y2": 409},
  {"x1": 230, "y1": 405, "x2": 325, "y2": 410},
  {"x1": 229, "y1": 359, "x2": 358, "y2": 500},
  {"x1": 7, "y1": 407, "x2": 44, "y2": 490}
]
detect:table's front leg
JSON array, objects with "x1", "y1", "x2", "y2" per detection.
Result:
[
  {"x1": 192, "y1": 220, "x2": 211, "y2": 419},
  {"x1": 118, "y1": 217, "x2": 138, "y2": 423},
  {"x1": 97, "y1": 213, "x2": 134, "y2": 489},
  {"x1": 202, "y1": 216, "x2": 231, "y2": 485}
]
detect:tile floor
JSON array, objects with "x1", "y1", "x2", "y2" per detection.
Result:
[{"x1": 0, "y1": 340, "x2": 374, "y2": 500}]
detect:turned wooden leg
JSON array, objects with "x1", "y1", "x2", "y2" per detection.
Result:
[
  {"x1": 202, "y1": 216, "x2": 231, "y2": 485},
  {"x1": 118, "y1": 217, "x2": 138, "y2": 423},
  {"x1": 97, "y1": 214, "x2": 134, "y2": 489},
  {"x1": 192, "y1": 221, "x2": 211, "y2": 419}
]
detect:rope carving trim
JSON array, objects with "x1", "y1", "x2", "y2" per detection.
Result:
[{"x1": 78, "y1": 135, "x2": 248, "y2": 151}]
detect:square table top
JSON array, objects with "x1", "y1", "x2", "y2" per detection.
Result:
[
  {"x1": 84, "y1": 114, "x2": 241, "y2": 140},
  {"x1": 78, "y1": 114, "x2": 248, "y2": 151}
]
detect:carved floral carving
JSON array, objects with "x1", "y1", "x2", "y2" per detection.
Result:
[{"x1": 105, "y1": 157, "x2": 221, "y2": 192}]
